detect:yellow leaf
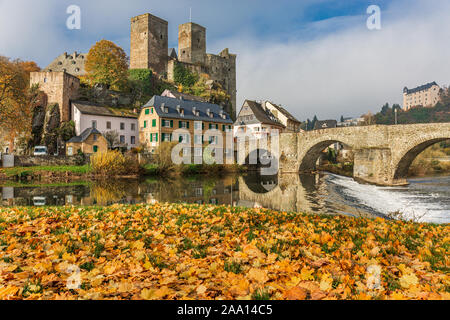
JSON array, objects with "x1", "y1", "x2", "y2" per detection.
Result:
[
  {"x1": 0, "y1": 286, "x2": 19, "y2": 299},
  {"x1": 320, "y1": 274, "x2": 333, "y2": 291},
  {"x1": 299, "y1": 267, "x2": 315, "y2": 281},
  {"x1": 247, "y1": 268, "x2": 269, "y2": 284},
  {"x1": 399, "y1": 273, "x2": 419, "y2": 289}
]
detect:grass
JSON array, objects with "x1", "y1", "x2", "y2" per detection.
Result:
[{"x1": 0, "y1": 165, "x2": 91, "y2": 177}]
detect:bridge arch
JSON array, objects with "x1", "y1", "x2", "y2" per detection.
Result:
[
  {"x1": 393, "y1": 137, "x2": 450, "y2": 180},
  {"x1": 299, "y1": 139, "x2": 353, "y2": 172}
]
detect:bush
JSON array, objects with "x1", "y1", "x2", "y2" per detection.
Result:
[
  {"x1": 154, "y1": 142, "x2": 178, "y2": 172},
  {"x1": 90, "y1": 150, "x2": 140, "y2": 176}
]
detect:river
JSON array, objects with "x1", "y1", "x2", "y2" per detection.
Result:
[{"x1": 1, "y1": 173, "x2": 449, "y2": 224}]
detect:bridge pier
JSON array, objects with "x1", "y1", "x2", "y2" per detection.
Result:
[{"x1": 353, "y1": 148, "x2": 407, "y2": 186}]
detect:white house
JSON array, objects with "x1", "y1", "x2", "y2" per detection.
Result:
[{"x1": 71, "y1": 102, "x2": 139, "y2": 149}]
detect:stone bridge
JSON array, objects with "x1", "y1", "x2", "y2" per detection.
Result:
[{"x1": 240, "y1": 123, "x2": 450, "y2": 186}]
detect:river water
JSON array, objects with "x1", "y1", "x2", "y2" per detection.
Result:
[{"x1": 1, "y1": 173, "x2": 449, "y2": 224}]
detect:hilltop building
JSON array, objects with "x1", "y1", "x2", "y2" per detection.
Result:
[
  {"x1": 403, "y1": 82, "x2": 441, "y2": 110},
  {"x1": 234, "y1": 100, "x2": 285, "y2": 139},
  {"x1": 130, "y1": 13, "x2": 237, "y2": 119},
  {"x1": 138, "y1": 95, "x2": 233, "y2": 156},
  {"x1": 44, "y1": 52, "x2": 88, "y2": 77}
]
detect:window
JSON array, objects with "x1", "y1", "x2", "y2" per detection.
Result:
[
  {"x1": 209, "y1": 124, "x2": 219, "y2": 130},
  {"x1": 120, "y1": 123, "x2": 125, "y2": 130},
  {"x1": 131, "y1": 136, "x2": 136, "y2": 145},
  {"x1": 194, "y1": 121, "x2": 202, "y2": 130},
  {"x1": 120, "y1": 135, "x2": 125, "y2": 144},
  {"x1": 194, "y1": 148, "x2": 202, "y2": 157},
  {"x1": 92, "y1": 120, "x2": 97, "y2": 129},
  {"x1": 179, "y1": 121, "x2": 189, "y2": 129},
  {"x1": 152, "y1": 119, "x2": 157, "y2": 127},
  {"x1": 150, "y1": 133, "x2": 158, "y2": 142},
  {"x1": 145, "y1": 108, "x2": 150, "y2": 115},
  {"x1": 162, "y1": 133, "x2": 172, "y2": 142},
  {"x1": 179, "y1": 134, "x2": 190, "y2": 143},
  {"x1": 194, "y1": 135, "x2": 203, "y2": 145},
  {"x1": 107, "y1": 121, "x2": 111, "y2": 129},
  {"x1": 93, "y1": 134, "x2": 98, "y2": 141},
  {"x1": 144, "y1": 121, "x2": 148, "y2": 128},
  {"x1": 93, "y1": 145, "x2": 98, "y2": 153},
  {"x1": 67, "y1": 147, "x2": 73, "y2": 156},
  {"x1": 131, "y1": 123, "x2": 136, "y2": 131},
  {"x1": 162, "y1": 120, "x2": 173, "y2": 128}
]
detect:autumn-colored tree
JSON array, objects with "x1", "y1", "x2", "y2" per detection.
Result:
[
  {"x1": 0, "y1": 56, "x2": 40, "y2": 151},
  {"x1": 84, "y1": 40, "x2": 129, "y2": 91}
]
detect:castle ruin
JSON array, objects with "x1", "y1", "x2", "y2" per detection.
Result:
[{"x1": 130, "y1": 13, "x2": 237, "y2": 118}]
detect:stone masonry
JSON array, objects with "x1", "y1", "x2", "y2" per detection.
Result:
[
  {"x1": 130, "y1": 14, "x2": 237, "y2": 119},
  {"x1": 30, "y1": 72, "x2": 80, "y2": 122},
  {"x1": 242, "y1": 123, "x2": 450, "y2": 186},
  {"x1": 130, "y1": 13, "x2": 169, "y2": 75}
]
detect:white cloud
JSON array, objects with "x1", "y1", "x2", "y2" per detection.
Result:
[{"x1": 1, "y1": 0, "x2": 449, "y2": 120}]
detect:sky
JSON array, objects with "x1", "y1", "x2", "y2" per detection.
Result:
[{"x1": 1, "y1": 0, "x2": 449, "y2": 121}]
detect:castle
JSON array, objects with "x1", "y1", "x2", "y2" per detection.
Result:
[
  {"x1": 130, "y1": 13, "x2": 237, "y2": 118},
  {"x1": 403, "y1": 82, "x2": 441, "y2": 111}
]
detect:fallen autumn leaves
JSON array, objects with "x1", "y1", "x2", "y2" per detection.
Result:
[{"x1": 0, "y1": 204, "x2": 448, "y2": 300}]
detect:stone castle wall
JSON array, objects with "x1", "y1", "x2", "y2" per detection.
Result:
[
  {"x1": 130, "y1": 13, "x2": 168, "y2": 75},
  {"x1": 30, "y1": 72, "x2": 80, "y2": 122}
]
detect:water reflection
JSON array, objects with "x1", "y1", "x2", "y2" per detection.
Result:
[{"x1": 6, "y1": 173, "x2": 448, "y2": 222}]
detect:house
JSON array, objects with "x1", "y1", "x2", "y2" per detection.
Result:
[
  {"x1": 66, "y1": 127, "x2": 108, "y2": 155},
  {"x1": 139, "y1": 95, "x2": 234, "y2": 156},
  {"x1": 72, "y1": 101, "x2": 139, "y2": 149},
  {"x1": 263, "y1": 101, "x2": 301, "y2": 132},
  {"x1": 403, "y1": 82, "x2": 441, "y2": 110},
  {"x1": 313, "y1": 120, "x2": 337, "y2": 130},
  {"x1": 234, "y1": 100, "x2": 285, "y2": 139}
]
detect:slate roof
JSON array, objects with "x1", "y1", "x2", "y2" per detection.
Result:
[
  {"x1": 72, "y1": 101, "x2": 138, "y2": 119},
  {"x1": 168, "y1": 48, "x2": 178, "y2": 59},
  {"x1": 161, "y1": 89, "x2": 208, "y2": 102},
  {"x1": 266, "y1": 102, "x2": 300, "y2": 123},
  {"x1": 235, "y1": 100, "x2": 285, "y2": 127},
  {"x1": 44, "y1": 52, "x2": 87, "y2": 77},
  {"x1": 314, "y1": 120, "x2": 338, "y2": 130},
  {"x1": 142, "y1": 96, "x2": 233, "y2": 124},
  {"x1": 68, "y1": 127, "x2": 101, "y2": 143},
  {"x1": 403, "y1": 82, "x2": 438, "y2": 95}
]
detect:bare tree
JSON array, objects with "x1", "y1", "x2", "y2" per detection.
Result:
[{"x1": 104, "y1": 130, "x2": 120, "y2": 149}]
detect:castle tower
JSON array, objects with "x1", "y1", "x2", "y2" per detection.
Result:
[
  {"x1": 30, "y1": 71, "x2": 80, "y2": 122},
  {"x1": 130, "y1": 13, "x2": 168, "y2": 75},
  {"x1": 178, "y1": 22, "x2": 206, "y2": 65}
]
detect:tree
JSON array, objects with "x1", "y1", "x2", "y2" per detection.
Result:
[
  {"x1": 311, "y1": 115, "x2": 318, "y2": 130},
  {"x1": 340, "y1": 115, "x2": 344, "y2": 123},
  {"x1": 173, "y1": 62, "x2": 198, "y2": 88},
  {"x1": 84, "y1": 40, "x2": 129, "y2": 91},
  {"x1": 104, "y1": 131, "x2": 120, "y2": 149},
  {"x1": 0, "y1": 56, "x2": 40, "y2": 151},
  {"x1": 128, "y1": 69, "x2": 153, "y2": 107}
]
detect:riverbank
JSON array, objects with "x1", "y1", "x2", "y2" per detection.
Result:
[
  {"x1": 0, "y1": 163, "x2": 247, "y2": 183},
  {"x1": 0, "y1": 204, "x2": 448, "y2": 300}
]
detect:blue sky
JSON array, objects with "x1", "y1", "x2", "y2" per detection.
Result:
[{"x1": 1, "y1": 0, "x2": 449, "y2": 120}]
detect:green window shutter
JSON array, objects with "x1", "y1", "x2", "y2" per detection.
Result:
[
  {"x1": 179, "y1": 135, "x2": 183, "y2": 143},
  {"x1": 151, "y1": 108, "x2": 154, "y2": 114},
  {"x1": 161, "y1": 133, "x2": 165, "y2": 141},
  {"x1": 144, "y1": 121, "x2": 147, "y2": 128},
  {"x1": 169, "y1": 134, "x2": 172, "y2": 142},
  {"x1": 179, "y1": 121, "x2": 182, "y2": 128},
  {"x1": 155, "y1": 133, "x2": 158, "y2": 142},
  {"x1": 222, "y1": 125, "x2": 225, "y2": 131},
  {"x1": 152, "y1": 119, "x2": 156, "y2": 127},
  {"x1": 145, "y1": 109, "x2": 150, "y2": 115},
  {"x1": 170, "y1": 120, "x2": 173, "y2": 128},
  {"x1": 202, "y1": 123, "x2": 205, "y2": 130},
  {"x1": 209, "y1": 124, "x2": 212, "y2": 129},
  {"x1": 216, "y1": 124, "x2": 219, "y2": 130},
  {"x1": 150, "y1": 134, "x2": 153, "y2": 142},
  {"x1": 93, "y1": 146, "x2": 98, "y2": 153},
  {"x1": 187, "y1": 122, "x2": 190, "y2": 129}
]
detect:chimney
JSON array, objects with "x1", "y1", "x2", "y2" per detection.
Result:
[
  {"x1": 161, "y1": 103, "x2": 166, "y2": 112},
  {"x1": 192, "y1": 107, "x2": 196, "y2": 115}
]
